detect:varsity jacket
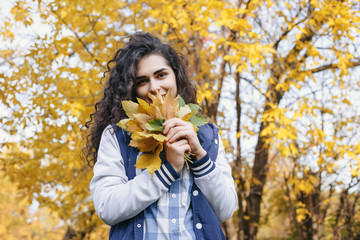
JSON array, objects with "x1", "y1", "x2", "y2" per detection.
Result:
[{"x1": 90, "y1": 123, "x2": 237, "y2": 240}]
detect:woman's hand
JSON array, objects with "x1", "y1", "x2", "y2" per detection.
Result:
[
  {"x1": 163, "y1": 118, "x2": 206, "y2": 163},
  {"x1": 164, "y1": 139, "x2": 190, "y2": 172}
]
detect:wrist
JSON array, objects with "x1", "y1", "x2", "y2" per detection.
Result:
[
  {"x1": 173, "y1": 164, "x2": 183, "y2": 173},
  {"x1": 194, "y1": 148, "x2": 206, "y2": 161},
  {"x1": 169, "y1": 158, "x2": 184, "y2": 172}
]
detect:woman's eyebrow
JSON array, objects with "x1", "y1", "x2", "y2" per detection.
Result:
[
  {"x1": 136, "y1": 75, "x2": 147, "y2": 80},
  {"x1": 154, "y1": 68, "x2": 168, "y2": 74},
  {"x1": 136, "y1": 68, "x2": 168, "y2": 79}
]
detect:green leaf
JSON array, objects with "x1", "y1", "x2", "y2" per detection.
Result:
[
  {"x1": 189, "y1": 115, "x2": 207, "y2": 127},
  {"x1": 187, "y1": 103, "x2": 200, "y2": 115},
  {"x1": 145, "y1": 119, "x2": 165, "y2": 133},
  {"x1": 178, "y1": 96, "x2": 185, "y2": 107}
]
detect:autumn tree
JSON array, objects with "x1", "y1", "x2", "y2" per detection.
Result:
[
  {"x1": 0, "y1": 166, "x2": 66, "y2": 239},
  {"x1": 229, "y1": 1, "x2": 360, "y2": 239},
  {"x1": 1, "y1": 0, "x2": 360, "y2": 239},
  {"x1": 276, "y1": 75, "x2": 360, "y2": 239}
]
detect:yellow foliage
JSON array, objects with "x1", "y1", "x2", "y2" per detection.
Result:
[
  {"x1": 296, "y1": 207, "x2": 311, "y2": 222},
  {"x1": 0, "y1": 172, "x2": 66, "y2": 239},
  {"x1": 1, "y1": 0, "x2": 360, "y2": 237},
  {"x1": 351, "y1": 168, "x2": 359, "y2": 178},
  {"x1": 197, "y1": 82, "x2": 216, "y2": 104}
]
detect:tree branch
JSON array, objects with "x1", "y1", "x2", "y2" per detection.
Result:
[
  {"x1": 305, "y1": 60, "x2": 360, "y2": 74},
  {"x1": 240, "y1": 76, "x2": 266, "y2": 97},
  {"x1": 51, "y1": 9, "x2": 103, "y2": 69},
  {"x1": 273, "y1": 17, "x2": 309, "y2": 50}
]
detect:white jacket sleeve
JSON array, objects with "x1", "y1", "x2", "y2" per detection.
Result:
[
  {"x1": 90, "y1": 126, "x2": 179, "y2": 226},
  {"x1": 189, "y1": 135, "x2": 238, "y2": 222}
]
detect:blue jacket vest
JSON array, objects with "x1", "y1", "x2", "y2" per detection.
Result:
[{"x1": 109, "y1": 123, "x2": 226, "y2": 240}]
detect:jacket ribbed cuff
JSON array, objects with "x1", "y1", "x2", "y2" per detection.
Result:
[
  {"x1": 155, "y1": 161, "x2": 180, "y2": 189},
  {"x1": 188, "y1": 153, "x2": 215, "y2": 177}
]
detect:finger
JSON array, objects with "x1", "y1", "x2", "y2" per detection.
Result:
[
  {"x1": 175, "y1": 138, "x2": 189, "y2": 145},
  {"x1": 174, "y1": 143, "x2": 191, "y2": 154},
  {"x1": 167, "y1": 127, "x2": 196, "y2": 143},
  {"x1": 163, "y1": 118, "x2": 187, "y2": 134},
  {"x1": 165, "y1": 143, "x2": 191, "y2": 160},
  {"x1": 163, "y1": 119, "x2": 179, "y2": 134},
  {"x1": 163, "y1": 118, "x2": 183, "y2": 126},
  {"x1": 165, "y1": 138, "x2": 189, "y2": 148},
  {"x1": 166, "y1": 127, "x2": 191, "y2": 143},
  {"x1": 165, "y1": 121, "x2": 194, "y2": 136},
  {"x1": 183, "y1": 144, "x2": 191, "y2": 155}
]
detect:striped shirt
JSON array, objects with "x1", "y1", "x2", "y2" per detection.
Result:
[
  {"x1": 141, "y1": 153, "x2": 216, "y2": 240},
  {"x1": 145, "y1": 166, "x2": 195, "y2": 239}
]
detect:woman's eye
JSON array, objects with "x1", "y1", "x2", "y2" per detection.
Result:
[
  {"x1": 157, "y1": 72, "x2": 167, "y2": 78},
  {"x1": 136, "y1": 78, "x2": 147, "y2": 85}
]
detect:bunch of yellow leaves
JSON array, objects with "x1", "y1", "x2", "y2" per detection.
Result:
[{"x1": 117, "y1": 91, "x2": 207, "y2": 176}]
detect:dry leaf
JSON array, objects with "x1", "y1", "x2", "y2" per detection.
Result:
[
  {"x1": 134, "y1": 144, "x2": 163, "y2": 176},
  {"x1": 117, "y1": 90, "x2": 207, "y2": 175},
  {"x1": 122, "y1": 101, "x2": 139, "y2": 118},
  {"x1": 137, "y1": 98, "x2": 151, "y2": 115}
]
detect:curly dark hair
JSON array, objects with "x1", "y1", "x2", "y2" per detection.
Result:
[{"x1": 83, "y1": 32, "x2": 197, "y2": 167}]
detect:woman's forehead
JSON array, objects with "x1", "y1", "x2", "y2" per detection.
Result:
[{"x1": 137, "y1": 54, "x2": 172, "y2": 75}]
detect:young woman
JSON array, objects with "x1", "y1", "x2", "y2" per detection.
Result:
[{"x1": 85, "y1": 32, "x2": 237, "y2": 240}]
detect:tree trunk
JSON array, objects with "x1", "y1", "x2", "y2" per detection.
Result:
[
  {"x1": 222, "y1": 218, "x2": 237, "y2": 240},
  {"x1": 244, "y1": 120, "x2": 270, "y2": 239},
  {"x1": 63, "y1": 226, "x2": 77, "y2": 240},
  {"x1": 243, "y1": 78, "x2": 284, "y2": 238}
]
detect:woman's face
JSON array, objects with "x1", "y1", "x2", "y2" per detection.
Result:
[{"x1": 135, "y1": 54, "x2": 177, "y2": 103}]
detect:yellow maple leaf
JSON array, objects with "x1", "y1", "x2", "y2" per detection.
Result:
[
  {"x1": 137, "y1": 98, "x2": 151, "y2": 115},
  {"x1": 148, "y1": 91, "x2": 161, "y2": 104},
  {"x1": 118, "y1": 118, "x2": 130, "y2": 129},
  {"x1": 133, "y1": 113, "x2": 152, "y2": 130},
  {"x1": 129, "y1": 137, "x2": 159, "y2": 152},
  {"x1": 134, "y1": 144, "x2": 163, "y2": 176},
  {"x1": 148, "y1": 92, "x2": 165, "y2": 117},
  {"x1": 126, "y1": 119, "x2": 142, "y2": 133},
  {"x1": 137, "y1": 132, "x2": 167, "y2": 142},
  {"x1": 182, "y1": 110, "x2": 195, "y2": 121},
  {"x1": 150, "y1": 105, "x2": 164, "y2": 119},
  {"x1": 163, "y1": 93, "x2": 179, "y2": 119},
  {"x1": 122, "y1": 100, "x2": 139, "y2": 118}
]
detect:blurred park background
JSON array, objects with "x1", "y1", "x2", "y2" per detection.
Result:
[{"x1": 1, "y1": 0, "x2": 360, "y2": 239}]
